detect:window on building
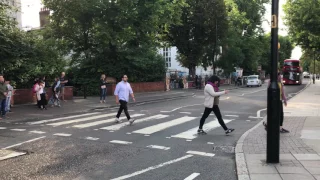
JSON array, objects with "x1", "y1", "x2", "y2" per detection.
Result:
[{"x1": 162, "y1": 47, "x2": 171, "y2": 68}]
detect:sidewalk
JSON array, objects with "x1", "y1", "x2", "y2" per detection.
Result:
[{"x1": 236, "y1": 80, "x2": 320, "y2": 180}]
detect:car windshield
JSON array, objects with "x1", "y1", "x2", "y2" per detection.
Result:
[{"x1": 248, "y1": 76, "x2": 258, "y2": 80}]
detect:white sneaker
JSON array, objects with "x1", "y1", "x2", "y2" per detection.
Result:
[
  {"x1": 129, "y1": 119, "x2": 135, "y2": 125},
  {"x1": 115, "y1": 118, "x2": 122, "y2": 123}
]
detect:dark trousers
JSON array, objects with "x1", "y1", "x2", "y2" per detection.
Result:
[
  {"x1": 199, "y1": 105, "x2": 228, "y2": 131},
  {"x1": 38, "y1": 93, "x2": 47, "y2": 108},
  {"x1": 280, "y1": 100, "x2": 284, "y2": 126},
  {"x1": 100, "y1": 88, "x2": 106, "y2": 100},
  {"x1": 0, "y1": 99, "x2": 6, "y2": 116},
  {"x1": 116, "y1": 100, "x2": 130, "y2": 120}
]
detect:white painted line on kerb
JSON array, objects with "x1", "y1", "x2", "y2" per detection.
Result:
[
  {"x1": 110, "y1": 155, "x2": 193, "y2": 180},
  {"x1": 29, "y1": 130, "x2": 46, "y2": 134},
  {"x1": 146, "y1": 145, "x2": 170, "y2": 150},
  {"x1": 171, "y1": 119, "x2": 233, "y2": 139},
  {"x1": 2, "y1": 136, "x2": 46, "y2": 150},
  {"x1": 72, "y1": 114, "x2": 144, "y2": 129},
  {"x1": 257, "y1": 108, "x2": 267, "y2": 118},
  {"x1": 47, "y1": 113, "x2": 117, "y2": 126},
  {"x1": 85, "y1": 137, "x2": 99, "y2": 141},
  {"x1": 132, "y1": 116, "x2": 196, "y2": 135},
  {"x1": 28, "y1": 112, "x2": 100, "y2": 125},
  {"x1": 100, "y1": 114, "x2": 168, "y2": 131},
  {"x1": 11, "y1": 129, "x2": 26, "y2": 132},
  {"x1": 184, "y1": 173, "x2": 200, "y2": 180},
  {"x1": 0, "y1": 127, "x2": 7, "y2": 129},
  {"x1": 110, "y1": 140, "x2": 132, "y2": 145},
  {"x1": 53, "y1": 133, "x2": 72, "y2": 137},
  {"x1": 186, "y1": 151, "x2": 215, "y2": 157},
  {"x1": 225, "y1": 115, "x2": 239, "y2": 117}
]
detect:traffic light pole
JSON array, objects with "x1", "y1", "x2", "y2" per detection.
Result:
[{"x1": 267, "y1": 0, "x2": 280, "y2": 163}]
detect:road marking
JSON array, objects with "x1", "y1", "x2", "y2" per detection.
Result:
[
  {"x1": 225, "y1": 115, "x2": 239, "y2": 117},
  {"x1": 171, "y1": 119, "x2": 233, "y2": 139},
  {"x1": 72, "y1": 114, "x2": 144, "y2": 128},
  {"x1": 53, "y1": 133, "x2": 72, "y2": 137},
  {"x1": 248, "y1": 116, "x2": 263, "y2": 119},
  {"x1": 110, "y1": 140, "x2": 132, "y2": 145},
  {"x1": 100, "y1": 115, "x2": 168, "y2": 131},
  {"x1": 2, "y1": 136, "x2": 46, "y2": 150},
  {"x1": 160, "y1": 104, "x2": 202, "y2": 113},
  {"x1": 132, "y1": 116, "x2": 196, "y2": 135},
  {"x1": 257, "y1": 108, "x2": 267, "y2": 118},
  {"x1": 146, "y1": 145, "x2": 170, "y2": 150},
  {"x1": 165, "y1": 137, "x2": 171, "y2": 139},
  {"x1": 186, "y1": 140, "x2": 192, "y2": 142},
  {"x1": 11, "y1": 129, "x2": 26, "y2": 132},
  {"x1": 126, "y1": 133, "x2": 132, "y2": 135},
  {"x1": 47, "y1": 113, "x2": 117, "y2": 126},
  {"x1": 110, "y1": 155, "x2": 193, "y2": 180},
  {"x1": 180, "y1": 112, "x2": 191, "y2": 114},
  {"x1": 184, "y1": 173, "x2": 200, "y2": 180},
  {"x1": 85, "y1": 137, "x2": 99, "y2": 141},
  {"x1": 207, "y1": 142, "x2": 214, "y2": 145},
  {"x1": 144, "y1": 135, "x2": 150, "y2": 136},
  {"x1": 186, "y1": 151, "x2": 215, "y2": 157},
  {"x1": 28, "y1": 112, "x2": 100, "y2": 125},
  {"x1": 29, "y1": 130, "x2": 46, "y2": 134},
  {"x1": 246, "y1": 120, "x2": 251, "y2": 122},
  {"x1": 0, "y1": 127, "x2": 7, "y2": 129}
]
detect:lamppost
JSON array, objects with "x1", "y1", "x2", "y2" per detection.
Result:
[
  {"x1": 267, "y1": 0, "x2": 280, "y2": 163},
  {"x1": 314, "y1": 49, "x2": 316, "y2": 84}
]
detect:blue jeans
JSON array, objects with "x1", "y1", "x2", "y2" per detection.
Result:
[
  {"x1": 100, "y1": 88, "x2": 106, "y2": 101},
  {"x1": 5, "y1": 97, "x2": 11, "y2": 111},
  {"x1": 0, "y1": 99, "x2": 7, "y2": 117}
]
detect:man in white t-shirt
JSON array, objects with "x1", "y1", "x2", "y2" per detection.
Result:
[{"x1": 5, "y1": 80, "x2": 13, "y2": 112}]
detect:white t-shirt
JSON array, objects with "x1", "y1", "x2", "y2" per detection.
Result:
[{"x1": 7, "y1": 84, "x2": 13, "y2": 97}]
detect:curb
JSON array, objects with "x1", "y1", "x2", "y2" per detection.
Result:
[{"x1": 235, "y1": 79, "x2": 311, "y2": 180}]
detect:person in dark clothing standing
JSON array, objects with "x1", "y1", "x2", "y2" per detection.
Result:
[
  {"x1": 114, "y1": 75, "x2": 136, "y2": 125},
  {"x1": 198, "y1": 75, "x2": 235, "y2": 135},
  {"x1": 100, "y1": 74, "x2": 108, "y2": 103}
]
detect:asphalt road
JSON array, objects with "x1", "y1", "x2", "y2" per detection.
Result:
[{"x1": 0, "y1": 79, "x2": 309, "y2": 180}]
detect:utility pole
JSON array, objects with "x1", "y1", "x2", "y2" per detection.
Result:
[{"x1": 267, "y1": 0, "x2": 280, "y2": 163}]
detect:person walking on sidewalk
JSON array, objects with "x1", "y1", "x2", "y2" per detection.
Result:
[
  {"x1": 0, "y1": 75, "x2": 8, "y2": 120},
  {"x1": 100, "y1": 74, "x2": 108, "y2": 103},
  {"x1": 114, "y1": 75, "x2": 136, "y2": 125},
  {"x1": 198, "y1": 75, "x2": 235, "y2": 135}
]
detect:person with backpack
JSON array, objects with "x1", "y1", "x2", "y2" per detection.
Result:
[{"x1": 198, "y1": 75, "x2": 235, "y2": 135}]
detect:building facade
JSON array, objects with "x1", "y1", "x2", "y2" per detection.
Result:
[{"x1": 6, "y1": 0, "x2": 22, "y2": 29}]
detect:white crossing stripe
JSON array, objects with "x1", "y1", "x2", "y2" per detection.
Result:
[
  {"x1": 28, "y1": 112, "x2": 100, "y2": 125},
  {"x1": 184, "y1": 173, "x2": 200, "y2": 180},
  {"x1": 110, "y1": 140, "x2": 132, "y2": 145},
  {"x1": 146, "y1": 145, "x2": 171, "y2": 150},
  {"x1": 186, "y1": 151, "x2": 215, "y2": 157},
  {"x1": 100, "y1": 114, "x2": 168, "y2": 131},
  {"x1": 132, "y1": 116, "x2": 196, "y2": 135},
  {"x1": 171, "y1": 119, "x2": 233, "y2": 139},
  {"x1": 0, "y1": 127, "x2": 7, "y2": 129},
  {"x1": 47, "y1": 113, "x2": 117, "y2": 126},
  {"x1": 29, "y1": 130, "x2": 46, "y2": 134},
  {"x1": 207, "y1": 142, "x2": 214, "y2": 145},
  {"x1": 72, "y1": 114, "x2": 145, "y2": 129},
  {"x1": 11, "y1": 129, "x2": 26, "y2": 132},
  {"x1": 85, "y1": 137, "x2": 99, "y2": 141},
  {"x1": 110, "y1": 155, "x2": 193, "y2": 180},
  {"x1": 180, "y1": 112, "x2": 191, "y2": 114},
  {"x1": 53, "y1": 133, "x2": 72, "y2": 137},
  {"x1": 225, "y1": 115, "x2": 239, "y2": 117}
]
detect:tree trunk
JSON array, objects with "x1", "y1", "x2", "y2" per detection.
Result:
[{"x1": 188, "y1": 64, "x2": 196, "y2": 78}]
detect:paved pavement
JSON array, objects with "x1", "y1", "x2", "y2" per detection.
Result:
[
  {"x1": 236, "y1": 79, "x2": 320, "y2": 180},
  {"x1": 0, "y1": 80, "x2": 307, "y2": 180}
]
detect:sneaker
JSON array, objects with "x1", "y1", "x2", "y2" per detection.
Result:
[
  {"x1": 280, "y1": 128, "x2": 290, "y2": 133},
  {"x1": 129, "y1": 119, "x2": 135, "y2": 125},
  {"x1": 103, "y1": 100, "x2": 106, "y2": 103},
  {"x1": 197, "y1": 129, "x2": 207, "y2": 134},
  {"x1": 115, "y1": 118, "x2": 122, "y2": 123},
  {"x1": 225, "y1": 128, "x2": 235, "y2": 135}
]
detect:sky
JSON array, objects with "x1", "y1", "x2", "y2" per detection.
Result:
[{"x1": 20, "y1": 0, "x2": 302, "y2": 59}]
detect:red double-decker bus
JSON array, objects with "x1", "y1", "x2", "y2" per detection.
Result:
[{"x1": 282, "y1": 59, "x2": 303, "y2": 85}]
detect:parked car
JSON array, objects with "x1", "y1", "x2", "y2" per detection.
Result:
[{"x1": 246, "y1": 75, "x2": 262, "y2": 87}]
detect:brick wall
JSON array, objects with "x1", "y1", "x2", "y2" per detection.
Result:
[
  {"x1": 12, "y1": 86, "x2": 73, "y2": 105},
  {"x1": 109, "y1": 82, "x2": 165, "y2": 95}
]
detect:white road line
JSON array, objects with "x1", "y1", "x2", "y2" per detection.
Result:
[
  {"x1": 257, "y1": 108, "x2": 267, "y2": 118},
  {"x1": 53, "y1": 133, "x2": 72, "y2": 137},
  {"x1": 160, "y1": 104, "x2": 202, "y2": 113},
  {"x1": 72, "y1": 114, "x2": 145, "y2": 129},
  {"x1": 186, "y1": 140, "x2": 192, "y2": 142},
  {"x1": 248, "y1": 116, "x2": 263, "y2": 119},
  {"x1": 11, "y1": 129, "x2": 26, "y2": 132},
  {"x1": 28, "y1": 112, "x2": 100, "y2": 125},
  {"x1": 132, "y1": 116, "x2": 196, "y2": 135},
  {"x1": 225, "y1": 115, "x2": 239, "y2": 117},
  {"x1": 171, "y1": 119, "x2": 233, "y2": 139},
  {"x1": 29, "y1": 130, "x2": 46, "y2": 134},
  {"x1": 110, "y1": 155, "x2": 193, "y2": 180},
  {"x1": 180, "y1": 112, "x2": 192, "y2": 114},
  {"x1": 85, "y1": 137, "x2": 99, "y2": 141},
  {"x1": 186, "y1": 151, "x2": 215, "y2": 157},
  {"x1": 184, "y1": 173, "x2": 200, "y2": 180},
  {"x1": 110, "y1": 140, "x2": 132, "y2": 145},
  {"x1": 146, "y1": 145, "x2": 170, "y2": 150},
  {"x1": 246, "y1": 120, "x2": 251, "y2": 122},
  {"x1": 100, "y1": 115, "x2": 168, "y2": 131},
  {"x1": 47, "y1": 113, "x2": 117, "y2": 126},
  {"x1": 0, "y1": 127, "x2": 7, "y2": 129},
  {"x1": 2, "y1": 136, "x2": 46, "y2": 150},
  {"x1": 207, "y1": 142, "x2": 214, "y2": 145}
]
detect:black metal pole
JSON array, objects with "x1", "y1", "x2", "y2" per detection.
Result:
[
  {"x1": 267, "y1": 0, "x2": 280, "y2": 163},
  {"x1": 314, "y1": 50, "x2": 316, "y2": 84}
]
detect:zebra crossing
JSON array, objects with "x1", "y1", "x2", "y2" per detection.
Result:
[{"x1": 4, "y1": 111, "x2": 248, "y2": 142}]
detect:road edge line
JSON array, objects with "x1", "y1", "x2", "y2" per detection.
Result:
[{"x1": 285, "y1": 79, "x2": 311, "y2": 102}]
